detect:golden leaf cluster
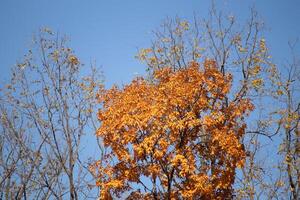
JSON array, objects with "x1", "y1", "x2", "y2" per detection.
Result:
[{"x1": 94, "y1": 60, "x2": 254, "y2": 199}]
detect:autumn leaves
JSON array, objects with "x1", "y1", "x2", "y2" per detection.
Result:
[{"x1": 94, "y1": 60, "x2": 253, "y2": 199}]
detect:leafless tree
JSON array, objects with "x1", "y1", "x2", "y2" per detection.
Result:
[{"x1": 0, "y1": 29, "x2": 103, "y2": 199}]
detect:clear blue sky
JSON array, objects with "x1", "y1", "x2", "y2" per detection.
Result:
[
  {"x1": 0, "y1": 1, "x2": 299, "y2": 196},
  {"x1": 1, "y1": 0, "x2": 300, "y2": 86}
]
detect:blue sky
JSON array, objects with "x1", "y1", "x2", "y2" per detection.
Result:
[
  {"x1": 0, "y1": 1, "x2": 300, "y2": 197},
  {"x1": 1, "y1": 0, "x2": 300, "y2": 86}
]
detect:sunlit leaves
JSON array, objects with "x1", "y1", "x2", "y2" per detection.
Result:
[{"x1": 94, "y1": 60, "x2": 253, "y2": 199}]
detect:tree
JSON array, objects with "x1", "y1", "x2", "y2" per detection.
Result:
[
  {"x1": 134, "y1": 6, "x2": 287, "y2": 200},
  {"x1": 94, "y1": 4, "x2": 300, "y2": 200},
  {"x1": 0, "y1": 29, "x2": 103, "y2": 199},
  {"x1": 272, "y1": 41, "x2": 300, "y2": 199},
  {"x1": 92, "y1": 60, "x2": 253, "y2": 199}
]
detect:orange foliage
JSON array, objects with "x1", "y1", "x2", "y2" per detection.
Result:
[{"x1": 94, "y1": 60, "x2": 254, "y2": 199}]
